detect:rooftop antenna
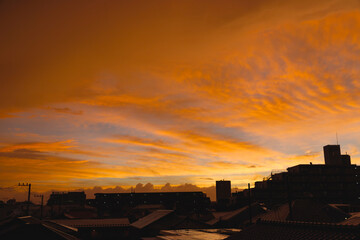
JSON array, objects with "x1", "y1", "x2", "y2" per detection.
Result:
[{"x1": 336, "y1": 132, "x2": 339, "y2": 145}]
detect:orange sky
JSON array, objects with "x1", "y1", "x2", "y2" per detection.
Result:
[{"x1": 1, "y1": 0, "x2": 360, "y2": 201}]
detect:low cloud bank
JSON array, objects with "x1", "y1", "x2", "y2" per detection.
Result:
[{"x1": 1, "y1": 183, "x2": 245, "y2": 202}]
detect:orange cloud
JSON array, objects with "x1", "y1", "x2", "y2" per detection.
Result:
[
  {"x1": 103, "y1": 134, "x2": 183, "y2": 152},
  {"x1": 45, "y1": 107, "x2": 83, "y2": 115},
  {"x1": 1, "y1": 1, "x2": 360, "y2": 196},
  {"x1": 0, "y1": 140, "x2": 106, "y2": 157},
  {"x1": 209, "y1": 161, "x2": 258, "y2": 169},
  {"x1": 0, "y1": 140, "x2": 76, "y2": 153}
]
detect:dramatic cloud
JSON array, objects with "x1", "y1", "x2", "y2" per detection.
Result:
[{"x1": 1, "y1": 0, "x2": 360, "y2": 199}]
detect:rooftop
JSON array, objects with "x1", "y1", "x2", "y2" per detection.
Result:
[
  {"x1": 131, "y1": 210, "x2": 174, "y2": 229},
  {"x1": 51, "y1": 218, "x2": 130, "y2": 228}
]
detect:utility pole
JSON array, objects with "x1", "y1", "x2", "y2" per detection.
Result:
[
  {"x1": 18, "y1": 183, "x2": 31, "y2": 216},
  {"x1": 248, "y1": 183, "x2": 252, "y2": 224},
  {"x1": 34, "y1": 194, "x2": 44, "y2": 219},
  {"x1": 286, "y1": 176, "x2": 293, "y2": 221}
]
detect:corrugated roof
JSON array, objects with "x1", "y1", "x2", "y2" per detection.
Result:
[
  {"x1": 131, "y1": 210, "x2": 174, "y2": 229},
  {"x1": 51, "y1": 218, "x2": 130, "y2": 228}
]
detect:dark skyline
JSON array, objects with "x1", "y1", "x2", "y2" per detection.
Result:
[{"x1": 1, "y1": 144, "x2": 360, "y2": 239}]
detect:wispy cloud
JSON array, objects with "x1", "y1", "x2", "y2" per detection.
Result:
[{"x1": 45, "y1": 107, "x2": 83, "y2": 115}]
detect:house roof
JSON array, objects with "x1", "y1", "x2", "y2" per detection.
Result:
[{"x1": 131, "y1": 210, "x2": 174, "y2": 229}]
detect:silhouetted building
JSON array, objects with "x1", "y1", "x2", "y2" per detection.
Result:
[
  {"x1": 324, "y1": 145, "x2": 351, "y2": 166},
  {"x1": 94, "y1": 192, "x2": 210, "y2": 217},
  {"x1": 252, "y1": 145, "x2": 360, "y2": 204},
  {"x1": 47, "y1": 191, "x2": 86, "y2": 206},
  {"x1": 341, "y1": 154, "x2": 351, "y2": 166},
  {"x1": 216, "y1": 180, "x2": 231, "y2": 207},
  {"x1": 324, "y1": 145, "x2": 341, "y2": 165}
]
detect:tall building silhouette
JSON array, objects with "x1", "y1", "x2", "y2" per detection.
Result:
[
  {"x1": 216, "y1": 180, "x2": 231, "y2": 207},
  {"x1": 323, "y1": 145, "x2": 351, "y2": 166}
]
